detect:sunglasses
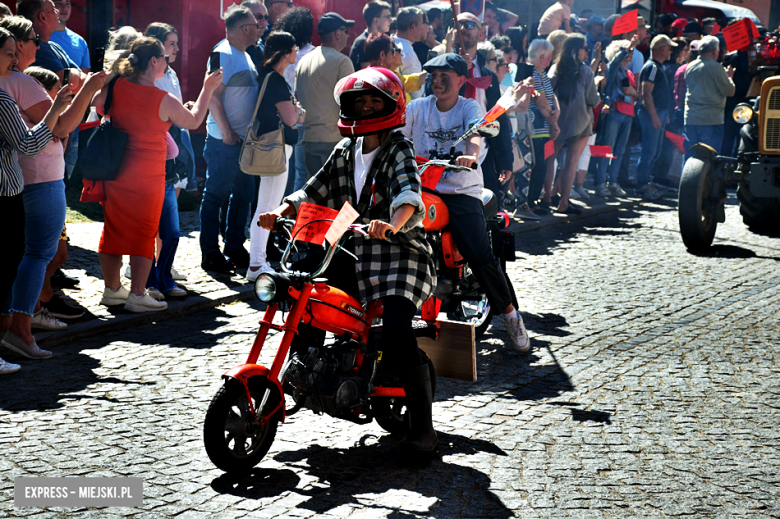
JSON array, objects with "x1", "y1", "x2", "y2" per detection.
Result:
[
  {"x1": 157, "y1": 54, "x2": 170, "y2": 63},
  {"x1": 459, "y1": 21, "x2": 478, "y2": 30},
  {"x1": 270, "y1": 1, "x2": 293, "y2": 6},
  {"x1": 339, "y1": 27, "x2": 349, "y2": 35},
  {"x1": 23, "y1": 34, "x2": 41, "y2": 47},
  {"x1": 254, "y1": 14, "x2": 271, "y2": 21}
]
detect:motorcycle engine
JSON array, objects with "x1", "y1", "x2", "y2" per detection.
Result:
[{"x1": 285, "y1": 338, "x2": 370, "y2": 417}]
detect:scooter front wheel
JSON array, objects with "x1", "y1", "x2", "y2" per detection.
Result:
[{"x1": 203, "y1": 377, "x2": 280, "y2": 473}]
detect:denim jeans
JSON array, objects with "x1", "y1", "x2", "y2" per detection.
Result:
[
  {"x1": 200, "y1": 136, "x2": 255, "y2": 256},
  {"x1": 684, "y1": 124, "x2": 724, "y2": 161},
  {"x1": 10, "y1": 180, "x2": 66, "y2": 316},
  {"x1": 0, "y1": 194, "x2": 25, "y2": 316},
  {"x1": 636, "y1": 109, "x2": 669, "y2": 186},
  {"x1": 180, "y1": 128, "x2": 198, "y2": 192},
  {"x1": 596, "y1": 111, "x2": 633, "y2": 186},
  {"x1": 147, "y1": 184, "x2": 179, "y2": 293},
  {"x1": 438, "y1": 193, "x2": 512, "y2": 313}
]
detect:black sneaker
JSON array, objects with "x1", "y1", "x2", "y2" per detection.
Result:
[
  {"x1": 50, "y1": 268, "x2": 80, "y2": 289},
  {"x1": 40, "y1": 296, "x2": 85, "y2": 319},
  {"x1": 201, "y1": 251, "x2": 235, "y2": 274},
  {"x1": 224, "y1": 246, "x2": 250, "y2": 269}
]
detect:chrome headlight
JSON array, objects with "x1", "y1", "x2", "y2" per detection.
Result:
[
  {"x1": 254, "y1": 274, "x2": 276, "y2": 302},
  {"x1": 253, "y1": 272, "x2": 292, "y2": 303},
  {"x1": 733, "y1": 103, "x2": 754, "y2": 124}
]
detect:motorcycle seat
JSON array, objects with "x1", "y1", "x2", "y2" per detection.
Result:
[{"x1": 482, "y1": 188, "x2": 498, "y2": 219}]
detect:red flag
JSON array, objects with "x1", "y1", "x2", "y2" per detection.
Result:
[
  {"x1": 589, "y1": 145, "x2": 616, "y2": 159},
  {"x1": 665, "y1": 131, "x2": 686, "y2": 153},
  {"x1": 745, "y1": 18, "x2": 760, "y2": 39},
  {"x1": 612, "y1": 10, "x2": 638, "y2": 36},
  {"x1": 722, "y1": 19, "x2": 752, "y2": 52},
  {"x1": 711, "y1": 23, "x2": 721, "y2": 36},
  {"x1": 544, "y1": 140, "x2": 556, "y2": 160}
]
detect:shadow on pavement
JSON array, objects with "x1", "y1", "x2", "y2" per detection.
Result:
[
  {"x1": 0, "y1": 352, "x2": 153, "y2": 412},
  {"x1": 211, "y1": 432, "x2": 514, "y2": 518},
  {"x1": 689, "y1": 243, "x2": 780, "y2": 260}
]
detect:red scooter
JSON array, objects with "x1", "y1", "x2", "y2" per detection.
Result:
[{"x1": 203, "y1": 217, "x2": 438, "y2": 474}]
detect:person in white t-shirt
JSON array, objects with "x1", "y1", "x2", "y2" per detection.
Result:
[{"x1": 402, "y1": 53, "x2": 530, "y2": 353}]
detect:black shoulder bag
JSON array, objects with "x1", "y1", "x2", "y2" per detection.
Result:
[{"x1": 75, "y1": 76, "x2": 129, "y2": 181}]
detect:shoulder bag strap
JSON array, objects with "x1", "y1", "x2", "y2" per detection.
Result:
[
  {"x1": 104, "y1": 75, "x2": 121, "y2": 116},
  {"x1": 248, "y1": 72, "x2": 272, "y2": 127}
]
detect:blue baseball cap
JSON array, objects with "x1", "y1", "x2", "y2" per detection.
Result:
[
  {"x1": 317, "y1": 12, "x2": 355, "y2": 35},
  {"x1": 423, "y1": 53, "x2": 468, "y2": 77}
]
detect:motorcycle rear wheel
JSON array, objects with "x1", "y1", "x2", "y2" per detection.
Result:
[
  {"x1": 203, "y1": 378, "x2": 280, "y2": 473},
  {"x1": 373, "y1": 352, "x2": 436, "y2": 435}
]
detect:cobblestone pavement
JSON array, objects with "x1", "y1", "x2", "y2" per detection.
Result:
[{"x1": 3, "y1": 201, "x2": 780, "y2": 518}]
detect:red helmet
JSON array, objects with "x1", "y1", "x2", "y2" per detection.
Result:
[{"x1": 334, "y1": 67, "x2": 406, "y2": 137}]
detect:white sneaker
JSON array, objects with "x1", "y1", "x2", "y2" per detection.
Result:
[
  {"x1": 171, "y1": 268, "x2": 187, "y2": 281},
  {"x1": 246, "y1": 262, "x2": 274, "y2": 282},
  {"x1": 124, "y1": 291, "x2": 168, "y2": 313},
  {"x1": 609, "y1": 183, "x2": 627, "y2": 196},
  {"x1": 164, "y1": 286, "x2": 187, "y2": 297},
  {"x1": 569, "y1": 187, "x2": 581, "y2": 199},
  {"x1": 596, "y1": 183, "x2": 611, "y2": 197},
  {"x1": 0, "y1": 357, "x2": 21, "y2": 375},
  {"x1": 574, "y1": 186, "x2": 590, "y2": 199},
  {"x1": 147, "y1": 288, "x2": 165, "y2": 301},
  {"x1": 503, "y1": 310, "x2": 530, "y2": 353},
  {"x1": 31, "y1": 308, "x2": 67, "y2": 331},
  {"x1": 124, "y1": 265, "x2": 131, "y2": 279},
  {"x1": 101, "y1": 285, "x2": 130, "y2": 306}
]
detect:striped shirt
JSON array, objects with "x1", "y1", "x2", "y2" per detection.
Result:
[
  {"x1": 531, "y1": 68, "x2": 554, "y2": 138},
  {"x1": 0, "y1": 88, "x2": 53, "y2": 196}
]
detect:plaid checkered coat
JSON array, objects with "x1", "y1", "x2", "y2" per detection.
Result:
[{"x1": 285, "y1": 132, "x2": 436, "y2": 308}]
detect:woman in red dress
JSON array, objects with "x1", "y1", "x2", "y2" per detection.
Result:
[{"x1": 92, "y1": 37, "x2": 222, "y2": 312}]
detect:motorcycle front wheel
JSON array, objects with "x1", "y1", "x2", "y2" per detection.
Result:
[
  {"x1": 373, "y1": 352, "x2": 436, "y2": 435},
  {"x1": 203, "y1": 377, "x2": 280, "y2": 473}
]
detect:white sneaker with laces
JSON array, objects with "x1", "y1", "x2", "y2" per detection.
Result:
[
  {"x1": 246, "y1": 262, "x2": 274, "y2": 283},
  {"x1": 0, "y1": 357, "x2": 21, "y2": 375},
  {"x1": 31, "y1": 308, "x2": 67, "y2": 331},
  {"x1": 101, "y1": 285, "x2": 130, "y2": 306},
  {"x1": 609, "y1": 183, "x2": 627, "y2": 196},
  {"x1": 171, "y1": 268, "x2": 187, "y2": 281},
  {"x1": 124, "y1": 291, "x2": 168, "y2": 313},
  {"x1": 164, "y1": 286, "x2": 187, "y2": 297},
  {"x1": 147, "y1": 288, "x2": 165, "y2": 301},
  {"x1": 503, "y1": 310, "x2": 530, "y2": 353},
  {"x1": 596, "y1": 183, "x2": 611, "y2": 197}
]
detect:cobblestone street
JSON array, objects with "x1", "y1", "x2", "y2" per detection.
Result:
[{"x1": 3, "y1": 202, "x2": 780, "y2": 518}]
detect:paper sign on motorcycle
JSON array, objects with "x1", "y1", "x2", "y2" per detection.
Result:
[
  {"x1": 291, "y1": 203, "x2": 340, "y2": 245},
  {"x1": 325, "y1": 202, "x2": 360, "y2": 246}
]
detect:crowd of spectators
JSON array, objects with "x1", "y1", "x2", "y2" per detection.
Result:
[{"x1": 0, "y1": 0, "x2": 762, "y2": 374}]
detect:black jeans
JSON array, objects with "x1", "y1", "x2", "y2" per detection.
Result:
[
  {"x1": 1, "y1": 194, "x2": 25, "y2": 315},
  {"x1": 289, "y1": 248, "x2": 423, "y2": 369},
  {"x1": 439, "y1": 193, "x2": 512, "y2": 313}
]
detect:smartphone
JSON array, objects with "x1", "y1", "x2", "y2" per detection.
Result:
[
  {"x1": 209, "y1": 51, "x2": 221, "y2": 73},
  {"x1": 621, "y1": 77, "x2": 630, "y2": 88},
  {"x1": 93, "y1": 47, "x2": 105, "y2": 71},
  {"x1": 62, "y1": 68, "x2": 70, "y2": 87}
]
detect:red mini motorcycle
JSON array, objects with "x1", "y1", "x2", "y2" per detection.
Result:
[{"x1": 203, "y1": 217, "x2": 439, "y2": 474}]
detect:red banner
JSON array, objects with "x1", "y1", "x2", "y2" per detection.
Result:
[
  {"x1": 612, "y1": 10, "x2": 638, "y2": 36},
  {"x1": 722, "y1": 19, "x2": 753, "y2": 53},
  {"x1": 665, "y1": 131, "x2": 686, "y2": 153},
  {"x1": 544, "y1": 139, "x2": 556, "y2": 160},
  {"x1": 589, "y1": 145, "x2": 615, "y2": 159},
  {"x1": 711, "y1": 23, "x2": 721, "y2": 36},
  {"x1": 291, "y1": 203, "x2": 340, "y2": 245}
]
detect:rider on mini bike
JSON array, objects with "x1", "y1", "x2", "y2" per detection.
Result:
[
  {"x1": 403, "y1": 53, "x2": 530, "y2": 352},
  {"x1": 257, "y1": 67, "x2": 439, "y2": 457}
]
